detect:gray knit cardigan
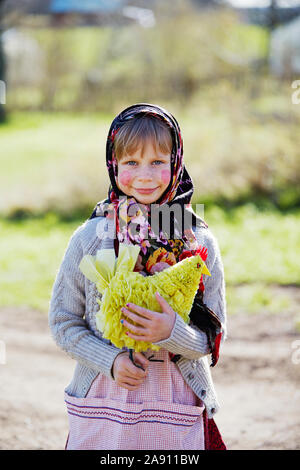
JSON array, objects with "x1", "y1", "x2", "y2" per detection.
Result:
[{"x1": 48, "y1": 215, "x2": 227, "y2": 419}]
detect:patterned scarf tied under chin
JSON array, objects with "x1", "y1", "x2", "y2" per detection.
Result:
[{"x1": 89, "y1": 103, "x2": 222, "y2": 366}]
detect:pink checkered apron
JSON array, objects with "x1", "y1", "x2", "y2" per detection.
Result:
[{"x1": 65, "y1": 349, "x2": 205, "y2": 450}]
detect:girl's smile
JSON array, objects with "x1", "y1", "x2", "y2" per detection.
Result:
[
  {"x1": 116, "y1": 140, "x2": 171, "y2": 204},
  {"x1": 134, "y1": 186, "x2": 159, "y2": 194}
]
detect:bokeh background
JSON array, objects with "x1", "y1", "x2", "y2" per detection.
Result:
[{"x1": 0, "y1": 0, "x2": 299, "y2": 450}]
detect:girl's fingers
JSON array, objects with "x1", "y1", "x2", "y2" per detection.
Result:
[
  {"x1": 121, "y1": 308, "x2": 151, "y2": 326},
  {"x1": 126, "y1": 331, "x2": 151, "y2": 342},
  {"x1": 125, "y1": 303, "x2": 156, "y2": 320},
  {"x1": 133, "y1": 352, "x2": 150, "y2": 370},
  {"x1": 118, "y1": 374, "x2": 146, "y2": 391},
  {"x1": 126, "y1": 360, "x2": 148, "y2": 377},
  {"x1": 120, "y1": 375, "x2": 144, "y2": 386},
  {"x1": 155, "y1": 292, "x2": 173, "y2": 313},
  {"x1": 122, "y1": 318, "x2": 148, "y2": 335}
]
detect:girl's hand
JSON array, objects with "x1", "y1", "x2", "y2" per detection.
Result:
[
  {"x1": 112, "y1": 351, "x2": 149, "y2": 391},
  {"x1": 121, "y1": 292, "x2": 176, "y2": 344}
]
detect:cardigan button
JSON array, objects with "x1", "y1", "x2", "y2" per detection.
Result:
[
  {"x1": 211, "y1": 407, "x2": 216, "y2": 414},
  {"x1": 201, "y1": 389, "x2": 206, "y2": 398},
  {"x1": 187, "y1": 373, "x2": 194, "y2": 381}
]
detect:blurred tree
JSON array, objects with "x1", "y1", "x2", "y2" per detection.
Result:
[
  {"x1": 268, "y1": 0, "x2": 279, "y2": 31},
  {"x1": 0, "y1": 0, "x2": 6, "y2": 123},
  {"x1": 266, "y1": 0, "x2": 279, "y2": 66},
  {"x1": 191, "y1": 0, "x2": 221, "y2": 8}
]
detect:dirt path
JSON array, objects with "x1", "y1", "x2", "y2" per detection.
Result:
[{"x1": 0, "y1": 291, "x2": 299, "y2": 450}]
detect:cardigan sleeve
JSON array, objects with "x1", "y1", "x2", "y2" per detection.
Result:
[
  {"x1": 48, "y1": 226, "x2": 122, "y2": 379},
  {"x1": 153, "y1": 228, "x2": 227, "y2": 360},
  {"x1": 202, "y1": 229, "x2": 227, "y2": 342}
]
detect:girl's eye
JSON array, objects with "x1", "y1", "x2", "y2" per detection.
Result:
[{"x1": 123, "y1": 160, "x2": 165, "y2": 166}]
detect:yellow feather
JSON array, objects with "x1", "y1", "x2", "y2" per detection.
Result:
[{"x1": 79, "y1": 243, "x2": 211, "y2": 352}]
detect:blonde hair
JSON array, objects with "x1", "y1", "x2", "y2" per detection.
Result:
[{"x1": 113, "y1": 115, "x2": 173, "y2": 160}]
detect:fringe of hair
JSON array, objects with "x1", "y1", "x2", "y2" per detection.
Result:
[{"x1": 114, "y1": 114, "x2": 173, "y2": 160}]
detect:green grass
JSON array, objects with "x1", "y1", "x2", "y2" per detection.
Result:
[
  {"x1": 226, "y1": 284, "x2": 293, "y2": 316},
  {"x1": 205, "y1": 204, "x2": 300, "y2": 285},
  {"x1": 1, "y1": 10, "x2": 299, "y2": 217},
  {"x1": 0, "y1": 206, "x2": 299, "y2": 314},
  {"x1": 8, "y1": 9, "x2": 269, "y2": 111},
  {"x1": 1, "y1": 8, "x2": 299, "y2": 317},
  {"x1": 0, "y1": 213, "x2": 79, "y2": 312},
  {"x1": 0, "y1": 111, "x2": 113, "y2": 216},
  {"x1": 1, "y1": 91, "x2": 300, "y2": 218}
]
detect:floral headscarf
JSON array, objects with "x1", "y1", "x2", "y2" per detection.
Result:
[{"x1": 90, "y1": 103, "x2": 221, "y2": 366}]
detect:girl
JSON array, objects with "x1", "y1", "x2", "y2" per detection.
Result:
[{"x1": 49, "y1": 103, "x2": 227, "y2": 450}]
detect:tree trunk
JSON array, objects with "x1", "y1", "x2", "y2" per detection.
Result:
[{"x1": 266, "y1": 0, "x2": 278, "y2": 68}]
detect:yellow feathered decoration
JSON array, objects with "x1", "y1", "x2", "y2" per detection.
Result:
[{"x1": 79, "y1": 243, "x2": 211, "y2": 353}]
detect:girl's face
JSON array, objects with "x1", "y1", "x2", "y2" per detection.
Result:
[{"x1": 116, "y1": 140, "x2": 171, "y2": 205}]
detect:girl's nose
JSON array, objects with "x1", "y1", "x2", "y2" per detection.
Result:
[{"x1": 137, "y1": 167, "x2": 153, "y2": 182}]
